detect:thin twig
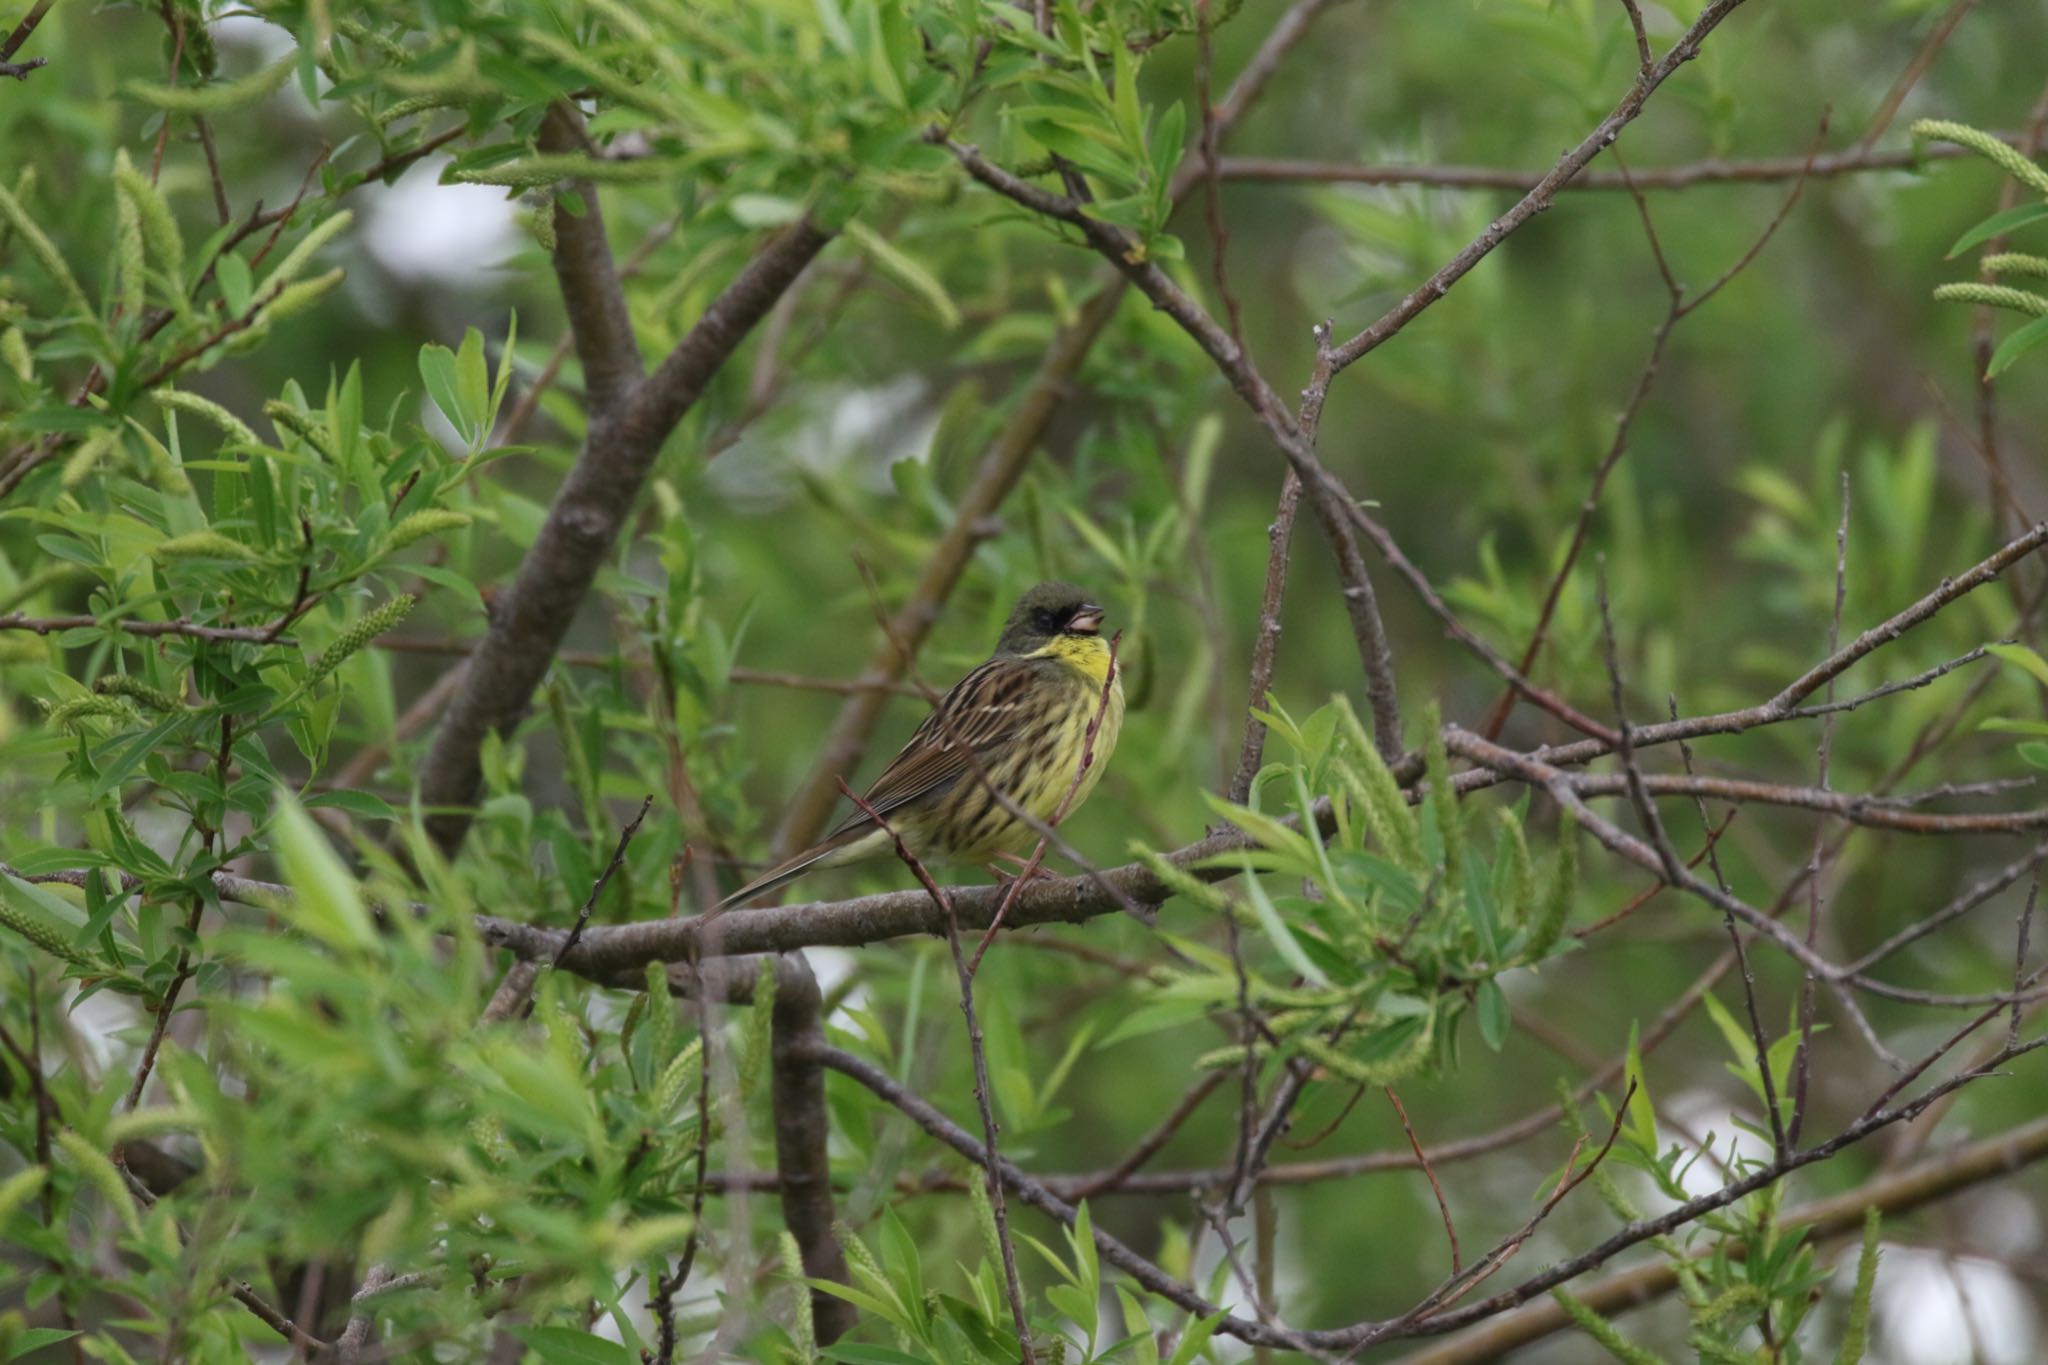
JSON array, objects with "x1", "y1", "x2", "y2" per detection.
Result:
[
  {"x1": 1228, "y1": 472, "x2": 1304, "y2": 802},
  {"x1": 1791, "y1": 472, "x2": 1854, "y2": 1142},
  {"x1": 834, "y1": 780, "x2": 1038, "y2": 1365},
  {"x1": 1386, "y1": 1086, "x2": 1461, "y2": 1273}
]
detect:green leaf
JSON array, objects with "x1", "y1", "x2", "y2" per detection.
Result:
[
  {"x1": 302, "y1": 789, "x2": 397, "y2": 822},
  {"x1": 1165, "y1": 1312, "x2": 1226, "y2": 1365},
  {"x1": 845, "y1": 220, "x2": 960, "y2": 330},
  {"x1": 821, "y1": 1346, "x2": 929, "y2": 1365},
  {"x1": 217, "y1": 251, "x2": 253, "y2": 316},
  {"x1": 269, "y1": 790, "x2": 375, "y2": 950},
  {"x1": 511, "y1": 1326, "x2": 638, "y2": 1365},
  {"x1": 1950, "y1": 200, "x2": 2048, "y2": 258},
  {"x1": 419, "y1": 341, "x2": 472, "y2": 443},
  {"x1": 1987, "y1": 642, "x2": 2048, "y2": 689},
  {"x1": 1980, "y1": 716, "x2": 2048, "y2": 736},
  {"x1": 1988, "y1": 313, "x2": 2048, "y2": 377},
  {"x1": 1239, "y1": 864, "x2": 1329, "y2": 986},
  {"x1": 1476, "y1": 978, "x2": 1509, "y2": 1051},
  {"x1": 9, "y1": 1328, "x2": 80, "y2": 1358},
  {"x1": 1622, "y1": 1021, "x2": 1657, "y2": 1154}
]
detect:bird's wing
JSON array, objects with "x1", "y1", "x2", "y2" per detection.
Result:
[
  {"x1": 715, "y1": 655, "x2": 1043, "y2": 911},
  {"x1": 826, "y1": 654, "x2": 1041, "y2": 834}
]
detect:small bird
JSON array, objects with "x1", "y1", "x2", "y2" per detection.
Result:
[{"x1": 717, "y1": 582, "x2": 1126, "y2": 910}]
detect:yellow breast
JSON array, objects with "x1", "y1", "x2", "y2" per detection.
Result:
[
  {"x1": 1034, "y1": 633, "x2": 1116, "y2": 687},
  {"x1": 1017, "y1": 635, "x2": 1124, "y2": 823}
]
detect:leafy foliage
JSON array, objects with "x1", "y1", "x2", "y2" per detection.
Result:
[{"x1": 2, "y1": 0, "x2": 2046, "y2": 1361}]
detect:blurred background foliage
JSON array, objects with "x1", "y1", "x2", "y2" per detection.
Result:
[{"x1": 3, "y1": 0, "x2": 2048, "y2": 1360}]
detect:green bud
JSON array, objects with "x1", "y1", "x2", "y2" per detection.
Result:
[
  {"x1": 113, "y1": 149, "x2": 186, "y2": 286},
  {"x1": 1524, "y1": 814, "x2": 1578, "y2": 963},
  {"x1": 94, "y1": 674, "x2": 184, "y2": 712},
  {"x1": 256, "y1": 267, "x2": 344, "y2": 324},
  {"x1": 56, "y1": 1131, "x2": 142, "y2": 1235},
  {"x1": 1, "y1": 325, "x2": 31, "y2": 382},
  {"x1": 1982, "y1": 253, "x2": 2048, "y2": 280},
  {"x1": 1932, "y1": 281, "x2": 2048, "y2": 317},
  {"x1": 42, "y1": 694, "x2": 142, "y2": 731},
  {"x1": 387, "y1": 509, "x2": 471, "y2": 552},
  {"x1": 303, "y1": 594, "x2": 417, "y2": 693},
  {"x1": 1913, "y1": 119, "x2": 2048, "y2": 197},
  {"x1": 125, "y1": 53, "x2": 295, "y2": 114},
  {"x1": 153, "y1": 389, "x2": 258, "y2": 446},
  {"x1": 0, "y1": 180, "x2": 89, "y2": 315},
  {"x1": 260, "y1": 214, "x2": 352, "y2": 296},
  {"x1": 152, "y1": 530, "x2": 258, "y2": 562}
]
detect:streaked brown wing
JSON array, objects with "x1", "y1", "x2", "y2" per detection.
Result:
[{"x1": 824, "y1": 655, "x2": 1040, "y2": 836}]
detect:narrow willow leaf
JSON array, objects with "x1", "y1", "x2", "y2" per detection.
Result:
[
  {"x1": 1238, "y1": 864, "x2": 1329, "y2": 986},
  {"x1": 1950, "y1": 201, "x2": 2048, "y2": 258},
  {"x1": 845, "y1": 219, "x2": 961, "y2": 330},
  {"x1": 1988, "y1": 313, "x2": 2048, "y2": 377},
  {"x1": 270, "y1": 790, "x2": 376, "y2": 950}
]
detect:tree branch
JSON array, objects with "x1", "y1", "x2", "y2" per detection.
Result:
[
  {"x1": 419, "y1": 215, "x2": 832, "y2": 852},
  {"x1": 1399, "y1": 1111, "x2": 2048, "y2": 1364},
  {"x1": 1211, "y1": 136, "x2": 2011, "y2": 191},
  {"x1": 1325, "y1": 0, "x2": 1760, "y2": 377},
  {"x1": 537, "y1": 105, "x2": 644, "y2": 412}
]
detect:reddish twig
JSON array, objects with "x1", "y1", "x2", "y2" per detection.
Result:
[
  {"x1": 833, "y1": 779, "x2": 1037, "y2": 1364},
  {"x1": 1387, "y1": 1086, "x2": 1461, "y2": 1274}
]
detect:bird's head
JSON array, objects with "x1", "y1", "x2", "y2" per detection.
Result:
[{"x1": 994, "y1": 581, "x2": 1106, "y2": 656}]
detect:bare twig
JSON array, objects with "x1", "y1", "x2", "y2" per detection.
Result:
[
  {"x1": 1387, "y1": 1086, "x2": 1460, "y2": 1273},
  {"x1": 0, "y1": 612, "x2": 296, "y2": 644},
  {"x1": 835, "y1": 779, "x2": 1038, "y2": 1365},
  {"x1": 1792, "y1": 472, "x2": 1854, "y2": 1142},
  {"x1": 1212, "y1": 137, "x2": 2013, "y2": 191},
  {"x1": 1228, "y1": 472, "x2": 1304, "y2": 802},
  {"x1": 1323, "y1": 0, "x2": 1760, "y2": 377}
]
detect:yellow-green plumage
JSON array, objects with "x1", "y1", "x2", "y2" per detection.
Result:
[{"x1": 718, "y1": 583, "x2": 1125, "y2": 910}]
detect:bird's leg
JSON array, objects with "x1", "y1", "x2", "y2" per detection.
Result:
[{"x1": 985, "y1": 850, "x2": 1057, "y2": 886}]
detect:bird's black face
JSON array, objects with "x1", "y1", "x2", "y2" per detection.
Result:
[{"x1": 995, "y1": 581, "x2": 1107, "y2": 655}]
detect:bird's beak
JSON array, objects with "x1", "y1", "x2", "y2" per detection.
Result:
[{"x1": 1069, "y1": 605, "x2": 1105, "y2": 635}]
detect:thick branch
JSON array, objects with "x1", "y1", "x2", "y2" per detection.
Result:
[
  {"x1": 765, "y1": 956, "x2": 856, "y2": 1345},
  {"x1": 538, "y1": 106, "x2": 644, "y2": 411}
]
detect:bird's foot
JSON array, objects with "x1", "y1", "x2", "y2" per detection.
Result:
[{"x1": 984, "y1": 854, "x2": 1056, "y2": 887}]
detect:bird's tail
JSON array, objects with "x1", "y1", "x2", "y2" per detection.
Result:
[{"x1": 714, "y1": 824, "x2": 889, "y2": 912}]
